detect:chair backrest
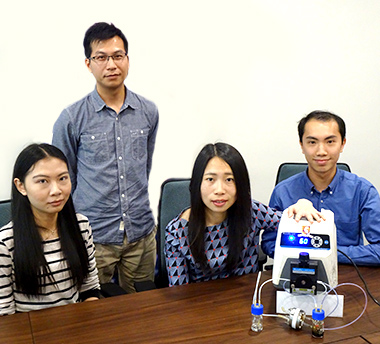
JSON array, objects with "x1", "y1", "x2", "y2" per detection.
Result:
[
  {"x1": 275, "y1": 162, "x2": 351, "y2": 185},
  {"x1": 0, "y1": 200, "x2": 11, "y2": 228},
  {"x1": 156, "y1": 178, "x2": 191, "y2": 288}
]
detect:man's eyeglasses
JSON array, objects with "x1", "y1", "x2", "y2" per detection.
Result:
[{"x1": 89, "y1": 52, "x2": 127, "y2": 65}]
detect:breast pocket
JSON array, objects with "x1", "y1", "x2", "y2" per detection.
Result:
[
  {"x1": 130, "y1": 129, "x2": 149, "y2": 160},
  {"x1": 335, "y1": 219, "x2": 361, "y2": 245},
  {"x1": 81, "y1": 133, "x2": 109, "y2": 163}
]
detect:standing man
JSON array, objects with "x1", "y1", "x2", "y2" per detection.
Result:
[
  {"x1": 261, "y1": 110, "x2": 380, "y2": 265},
  {"x1": 53, "y1": 22, "x2": 159, "y2": 292}
]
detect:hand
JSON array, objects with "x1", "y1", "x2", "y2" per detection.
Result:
[{"x1": 287, "y1": 199, "x2": 326, "y2": 223}]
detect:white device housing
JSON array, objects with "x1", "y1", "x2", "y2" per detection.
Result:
[{"x1": 272, "y1": 208, "x2": 338, "y2": 292}]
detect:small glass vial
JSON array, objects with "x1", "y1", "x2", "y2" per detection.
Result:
[
  {"x1": 311, "y1": 308, "x2": 325, "y2": 338},
  {"x1": 251, "y1": 303, "x2": 264, "y2": 332}
]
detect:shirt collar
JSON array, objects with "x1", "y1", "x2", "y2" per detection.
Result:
[
  {"x1": 90, "y1": 86, "x2": 139, "y2": 113},
  {"x1": 303, "y1": 167, "x2": 341, "y2": 193},
  {"x1": 328, "y1": 167, "x2": 342, "y2": 191},
  {"x1": 302, "y1": 169, "x2": 315, "y2": 192}
]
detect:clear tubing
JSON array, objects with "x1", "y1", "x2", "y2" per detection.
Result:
[
  {"x1": 258, "y1": 277, "x2": 341, "y2": 318},
  {"x1": 263, "y1": 313, "x2": 289, "y2": 321},
  {"x1": 255, "y1": 277, "x2": 366, "y2": 332},
  {"x1": 252, "y1": 271, "x2": 262, "y2": 304},
  {"x1": 258, "y1": 278, "x2": 273, "y2": 305},
  {"x1": 322, "y1": 282, "x2": 368, "y2": 331},
  {"x1": 317, "y1": 281, "x2": 339, "y2": 318},
  {"x1": 281, "y1": 279, "x2": 318, "y2": 309},
  {"x1": 316, "y1": 280, "x2": 328, "y2": 293},
  {"x1": 258, "y1": 277, "x2": 292, "y2": 303}
]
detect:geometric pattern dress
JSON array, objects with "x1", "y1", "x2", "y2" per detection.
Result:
[{"x1": 165, "y1": 200, "x2": 282, "y2": 286}]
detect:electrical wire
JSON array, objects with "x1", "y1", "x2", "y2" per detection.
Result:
[{"x1": 338, "y1": 249, "x2": 380, "y2": 306}]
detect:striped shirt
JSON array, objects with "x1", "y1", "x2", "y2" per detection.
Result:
[{"x1": 0, "y1": 213, "x2": 100, "y2": 315}]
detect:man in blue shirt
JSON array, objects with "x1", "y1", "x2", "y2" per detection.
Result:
[
  {"x1": 52, "y1": 22, "x2": 159, "y2": 292},
  {"x1": 261, "y1": 110, "x2": 380, "y2": 265}
]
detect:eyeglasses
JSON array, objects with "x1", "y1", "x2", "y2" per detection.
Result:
[{"x1": 88, "y1": 52, "x2": 127, "y2": 65}]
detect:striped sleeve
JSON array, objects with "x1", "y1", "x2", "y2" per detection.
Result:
[
  {"x1": 0, "y1": 224, "x2": 16, "y2": 315},
  {"x1": 76, "y1": 214, "x2": 100, "y2": 295}
]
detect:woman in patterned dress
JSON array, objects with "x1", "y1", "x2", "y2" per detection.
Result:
[{"x1": 165, "y1": 142, "x2": 322, "y2": 286}]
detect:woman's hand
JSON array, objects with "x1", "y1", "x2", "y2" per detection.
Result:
[{"x1": 287, "y1": 199, "x2": 326, "y2": 223}]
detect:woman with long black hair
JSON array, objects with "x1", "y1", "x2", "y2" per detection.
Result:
[
  {"x1": 165, "y1": 142, "x2": 322, "y2": 286},
  {"x1": 0, "y1": 143, "x2": 100, "y2": 315}
]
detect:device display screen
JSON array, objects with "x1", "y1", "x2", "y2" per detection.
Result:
[
  {"x1": 280, "y1": 232, "x2": 330, "y2": 249},
  {"x1": 292, "y1": 267, "x2": 316, "y2": 275}
]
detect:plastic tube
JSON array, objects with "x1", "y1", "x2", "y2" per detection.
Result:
[
  {"x1": 322, "y1": 282, "x2": 368, "y2": 331},
  {"x1": 317, "y1": 280, "x2": 339, "y2": 318},
  {"x1": 258, "y1": 278, "x2": 273, "y2": 305},
  {"x1": 252, "y1": 271, "x2": 262, "y2": 304}
]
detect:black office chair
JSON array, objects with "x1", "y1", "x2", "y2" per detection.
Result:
[
  {"x1": 0, "y1": 200, "x2": 11, "y2": 228},
  {"x1": 275, "y1": 162, "x2": 351, "y2": 185},
  {"x1": 155, "y1": 178, "x2": 191, "y2": 288}
]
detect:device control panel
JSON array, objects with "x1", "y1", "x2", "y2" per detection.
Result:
[{"x1": 280, "y1": 232, "x2": 330, "y2": 250}]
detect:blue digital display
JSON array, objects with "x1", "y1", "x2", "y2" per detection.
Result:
[
  {"x1": 292, "y1": 267, "x2": 316, "y2": 275},
  {"x1": 280, "y1": 232, "x2": 330, "y2": 249}
]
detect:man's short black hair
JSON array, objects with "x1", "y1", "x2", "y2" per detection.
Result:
[
  {"x1": 83, "y1": 22, "x2": 128, "y2": 58},
  {"x1": 298, "y1": 110, "x2": 346, "y2": 143}
]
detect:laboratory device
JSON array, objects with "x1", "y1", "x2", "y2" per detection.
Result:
[{"x1": 272, "y1": 208, "x2": 338, "y2": 293}]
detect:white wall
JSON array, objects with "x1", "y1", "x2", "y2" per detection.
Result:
[{"x1": 1, "y1": 1, "x2": 380, "y2": 219}]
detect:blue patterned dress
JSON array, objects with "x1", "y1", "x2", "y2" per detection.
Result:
[{"x1": 165, "y1": 200, "x2": 282, "y2": 286}]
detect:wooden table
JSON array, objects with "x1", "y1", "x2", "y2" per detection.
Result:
[
  {"x1": 0, "y1": 312, "x2": 33, "y2": 344},
  {"x1": 1, "y1": 265, "x2": 380, "y2": 343}
]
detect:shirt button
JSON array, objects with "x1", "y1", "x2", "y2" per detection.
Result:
[
  {"x1": 120, "y1": 175, "x2": 124, "y2": 179},
  {"x1": 121, "y1": 194, "x2": 125, "y2": 198},
  {"x1": 119, "y1": 156, "x2": 122, "y2": 160},
  {"x1": 310, "y1": 191, "x2": 313, "y2": 195},
  {"x1": 330, "y1": 191, "x2": 333, "y2": 194},
  {"x1": 91, "y1": 135, "x2": 95, "y2": 140},
  {"x1": 116, "y1": 117, "x2": 119, "y2": 121},
  {"x1": 123, "y1": 213, "x2": 126, "y2": 217},
  {"x1": 321, "y1": 200, "x2": 324, "y2": 203},
  {"x1": 117, "y1": 137, "x2": 121, "y2": 140}
]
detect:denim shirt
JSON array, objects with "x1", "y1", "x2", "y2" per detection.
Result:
[
  {"x1": 52, "y1": 87, "x2": 159, "y2": 245},
  {"x1": 261, "y1": 168, "x2": 380, "y2": 265}
]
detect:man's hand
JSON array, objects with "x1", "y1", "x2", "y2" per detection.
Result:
[{"x1": 287, "y1": 199, "x2": 326, "y2": 223}]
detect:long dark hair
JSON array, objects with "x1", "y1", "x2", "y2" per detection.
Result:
[
  {"x1": 11, "y1": 143, "x2": 90, "y2": 295},
  {"x1": 188, "y1": 142, "x2": 252, "y2": 271}
]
